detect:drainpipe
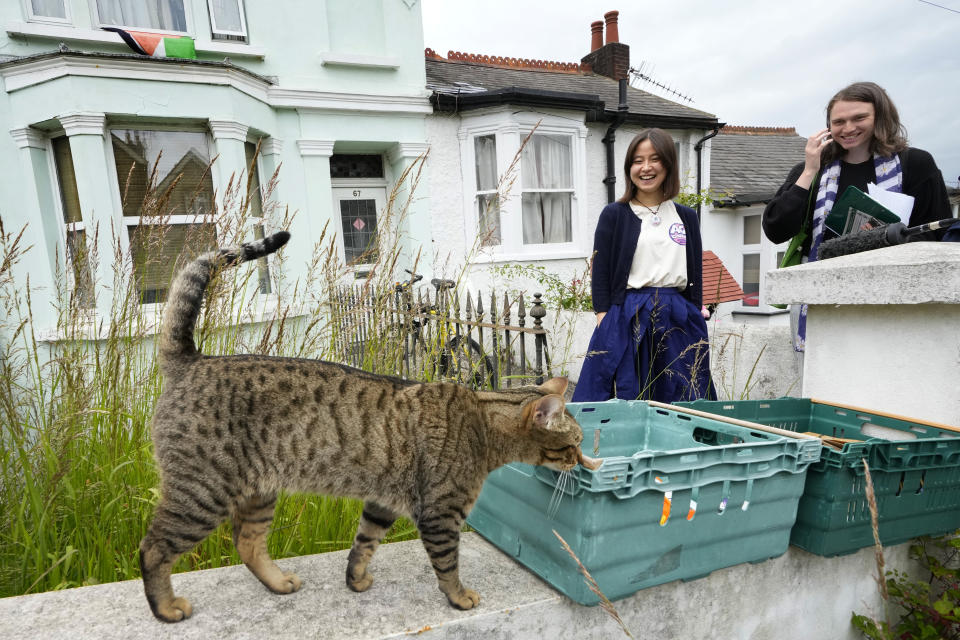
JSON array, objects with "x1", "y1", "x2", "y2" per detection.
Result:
[
  {"x1": 602, "y1": 78, "x2": 629, "y2": 203},
  {"x1": 693, "y1": 124, "x2": 722, "y2": 220}
]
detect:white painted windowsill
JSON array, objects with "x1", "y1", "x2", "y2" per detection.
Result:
[
  {"x1": 318, "y1": 51, "x2": 400, "y2": 70},
  {"x1": 6, "y1": 21, "x2": 267, "y2": 59}
]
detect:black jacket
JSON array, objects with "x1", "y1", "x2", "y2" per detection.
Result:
[
  {"x1": 762, "y1": 148, "x2": 952, "y2": 254},
  {"x1": 591, "y1": 201, "x2": 703, "y2": 313}
]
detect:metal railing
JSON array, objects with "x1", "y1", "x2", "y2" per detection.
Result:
[{"x1": 329, "y1": 280, "x2": 550, "y2": 389}]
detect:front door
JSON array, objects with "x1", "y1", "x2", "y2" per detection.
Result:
[{"x1": 332, "y1": 186, "x2": 387, "y2": 276}]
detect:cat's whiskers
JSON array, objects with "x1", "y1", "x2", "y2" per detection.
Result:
[{"x1": 548, "y1": 469, "x2": 571, "y2": 519}]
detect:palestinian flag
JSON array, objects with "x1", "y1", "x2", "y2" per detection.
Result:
[{"x1": 102, "y1": 27, "x2": 196, "y2": 60}]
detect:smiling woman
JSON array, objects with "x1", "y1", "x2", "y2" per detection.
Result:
[
  {"x1": 761, "y1": 81, "x2": 952, "y2": 352},
  {"x1": 571, "y1": 128, "x2": 715, "y2": 404}
]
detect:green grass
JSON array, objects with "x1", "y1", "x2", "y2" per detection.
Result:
[{"x1": 0, "y1": 159, "x2": 428, "y2": 598}]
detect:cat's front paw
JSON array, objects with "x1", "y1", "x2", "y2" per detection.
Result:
[
  {"x1": 346, "y1": 569, "x2": 374, "y2": 592},
  {"x1": 279, "y1": 571, "x2": 302, "y2": 594},
  {"x1": 446, "y1": 587, "x2": 480, "y2": 610},
  {"x1": 155, "y1": 596, "x2": 193, "y2": 622}
]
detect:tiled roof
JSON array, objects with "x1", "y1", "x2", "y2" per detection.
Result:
[
  {"x1": 710, "y1": 126, "x2": 807, "y2": 206},
  {"x1": 702, "y1": 250, "x2": 744, "y2": 304},
  {"x1": 425, "y1": 53, "x2": 716, "y2": 125}
]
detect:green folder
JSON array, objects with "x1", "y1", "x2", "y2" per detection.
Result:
[{"x1": 825, "y1": 186, "x2": 901, "y2": 236}]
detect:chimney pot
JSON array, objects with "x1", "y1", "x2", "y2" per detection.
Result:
[
  {"x1": 604, "y1": 10, "x2": 620, "y2": 44},
  {"x1": 589, "y1": 20, "x2": 603, "y2": 52}
]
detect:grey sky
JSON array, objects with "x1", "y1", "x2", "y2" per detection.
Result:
[{"x1": 422, "y1": 0, "x2": 960, "y2": 188}]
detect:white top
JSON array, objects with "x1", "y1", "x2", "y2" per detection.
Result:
[{"x1": 626, "y1": 199, "x2": 688, "y2": 290}]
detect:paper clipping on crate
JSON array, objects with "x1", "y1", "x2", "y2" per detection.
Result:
[{"x1": 825, "y1": 185, "x2": 913, "y2": 236}]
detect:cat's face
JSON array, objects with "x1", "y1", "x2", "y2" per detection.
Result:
[{"x1": 522, "y1": 378, "x2": 600, "y2": 472}]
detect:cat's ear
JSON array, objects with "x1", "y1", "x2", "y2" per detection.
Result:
[
  {"x1": 531, "y1": 394, "x2": 566, "y2": 431},
  {"x1": 538, "y1": 377, "x2": 568, "y2": 397}
]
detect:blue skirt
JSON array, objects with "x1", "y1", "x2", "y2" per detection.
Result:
[{"x1": 571, "y1": 288, "x2": 715, "y2": 403}]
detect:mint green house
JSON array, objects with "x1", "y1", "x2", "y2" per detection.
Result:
[{"x1": 1, "y1": 0, "x2": 430, "y2": 334}]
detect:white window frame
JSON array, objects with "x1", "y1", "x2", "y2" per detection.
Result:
[
  {"x1": 207, "y1": 0, "x2": 248, "y2": 39},
  {"x1": 459, "y1": 110, "x2": 589, "y2": 262},
  {"x1": 243, "y1": 137, "x2": 280, "y2": 297},
  {"x1": 23, "y1": 0, "x2": 72, "y2": 25},
  {"x1": 104, "y1": 125, "x2": 219, "y2": 310},
  {"x1": 46, "y1": 134, "x2": 96, "y2": 308},
  {"x1": 91, "y1": 0, "x2": 193, "y2": 36},
  {"x1": 739, "y1": 210, "x2": 787, "y2": 310}
]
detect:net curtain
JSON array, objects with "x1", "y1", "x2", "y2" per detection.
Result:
[
  {"x1": 31, "y1": 0, "x2": 67, "y2": 18},
  {"x1": 96, "y1": 0, "x2": 187, "y2": 31},
  {"x1": 521, "y1": 134, "x2": 572, "y2": 244}
]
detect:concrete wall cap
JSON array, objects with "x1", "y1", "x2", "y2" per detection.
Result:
[{"x1": 766, "y1": 242, "x2": 960, "y2": 305}]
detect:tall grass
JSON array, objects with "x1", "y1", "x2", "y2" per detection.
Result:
[{"x1": 0, "y1": 152, "x2": 427, "y2": 598}]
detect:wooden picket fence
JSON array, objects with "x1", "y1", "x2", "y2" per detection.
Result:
[{"x1": 329, "y1": 282, "x2": 551, "y2": 389}]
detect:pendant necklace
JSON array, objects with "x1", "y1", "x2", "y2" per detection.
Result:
[{"x1": 635, "y1": 199, "x2": 663, "y2": 226}]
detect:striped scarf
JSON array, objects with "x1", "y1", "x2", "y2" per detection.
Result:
[{"x1": 794, "y1": 153, "x2": 903, "y2": 352}]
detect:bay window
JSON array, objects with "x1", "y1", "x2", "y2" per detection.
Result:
[
  {"x1": 462, "y1": 114, "x2": 586, "y2": 259},
  {"x1": 110, "y1": 129, "x2": 216, "y2": 304}
]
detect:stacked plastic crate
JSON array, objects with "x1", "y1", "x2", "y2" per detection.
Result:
[
  {"x1": 467, "y1": 400, "x2": 823, "y2": 605},
  {"x1": 676, "y1": 398, "x2": 960, "y2": 556},
  {"x1": 467, "y1": 397, "x2": 960, "y2": 605}
]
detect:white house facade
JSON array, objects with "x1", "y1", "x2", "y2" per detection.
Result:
[
  {"x1": 702, "y1": 126, "x2": 806, "y2": 324},
  {"x1": 420, "y1": 16, "x2": 720, "y2": 297}
]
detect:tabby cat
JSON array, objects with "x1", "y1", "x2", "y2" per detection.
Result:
[{"x1": 139, "y1": 231, "x2": 600, "y2": 622}]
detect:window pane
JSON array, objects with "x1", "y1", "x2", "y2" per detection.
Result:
[
  {"x1": 477, "y1": 194, "x2": 500, "y2": 247},
  {"x1": 340, "y1": 199, "x2": 379, "y2": 264},
  {"x1": 66, "y1": 230, "x2": 95, "y2": 308},
  {"x1": 474, "y1": 135, "x2": 497, "y2": 191},
  {"x1": 244, "y1": 142, "x2": 263, "y2": 219},
  {"x1": 97, "y1": 0, "x2": 187, "y2": 32},
  {"x1": 242, "y1": 143, "x2": 272, "y2": 292},
  {"x1": 329, "y1": 155, "x2": 384, "y2": 179},
  {"x1": 52, "y1": 137, "x2": 94, "y2": 307},
  {"x1": 209, "y1": 0, "x2": 243, "y2": 32},
  {"x1": 52, "y1": 137, "x2": 82, "y2": 224},
  {"x1": 128, "y1": 224, "x2": 217, "y2": 304},
  {"x1": 521, "y1": 134, "x2": 572, "y2": 189},
  {"x1": 743, "y1": 214, "x2": 761, "y2": 245},
  {"x1": 521, "y1": 192, "x2": 572, "y2": 244},
  {"x1": 31, "y1": 0, "x2": 66, "y2": 18},
  {"x1": 252, "y1": 224, "x2": 272, "y2": 294},
  {"x1": 111, "y1": 130, "x2": 213, "y2": 218},
  {"x1": 742, "y1": 253, "x2": 760, "y2": 307}
]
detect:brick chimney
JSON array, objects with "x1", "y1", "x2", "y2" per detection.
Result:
[
  {"x1": 580, "y1": 10, "x2": 629, "y2": 80},
  {"x1": 589, "y1": 20, "x2": 603, "y2": 52}
]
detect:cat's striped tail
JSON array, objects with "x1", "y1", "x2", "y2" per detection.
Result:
[{"x1": 159, "y1": 231, "x2": 290, "y2": 372}]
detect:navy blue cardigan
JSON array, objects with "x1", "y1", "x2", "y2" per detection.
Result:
[{"x1": 590, "y1": 201, "x2": 703, "y2": 313}]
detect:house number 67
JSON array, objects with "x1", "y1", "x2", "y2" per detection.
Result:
[{"x1": 353, "y1": 190, "x2": 361, "y2": 197}]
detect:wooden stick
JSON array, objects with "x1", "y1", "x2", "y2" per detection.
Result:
[
  {"x1": 809, "y1": 398, "x2": 960, "y2": 434},
  {"x1": 647, "y1": 401, "x2": 820, "y2": 441}
]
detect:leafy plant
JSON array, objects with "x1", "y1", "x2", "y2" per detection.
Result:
[
  {"x1": 491, "y1": 262, "x2": 592, "y2": 312},
  {"x1": 851, "y1": 532, "x2": 960, "y2": 639}
]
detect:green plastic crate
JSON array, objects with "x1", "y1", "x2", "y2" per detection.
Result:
[
  {"x1": 467, "y1": 400, "x2": 821, "y2": 605},
  {"x1": 677, "y1": 398, "x2": 960, "y2": 556}
]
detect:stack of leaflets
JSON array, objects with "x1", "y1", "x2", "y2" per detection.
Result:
[{"x1": 825, "y1": 186, "x2": 903, "y2": 236}]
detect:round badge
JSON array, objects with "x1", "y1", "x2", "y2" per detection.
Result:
[{"x1": 669, "y1": 222, "x2": 686, "y2": 245}]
